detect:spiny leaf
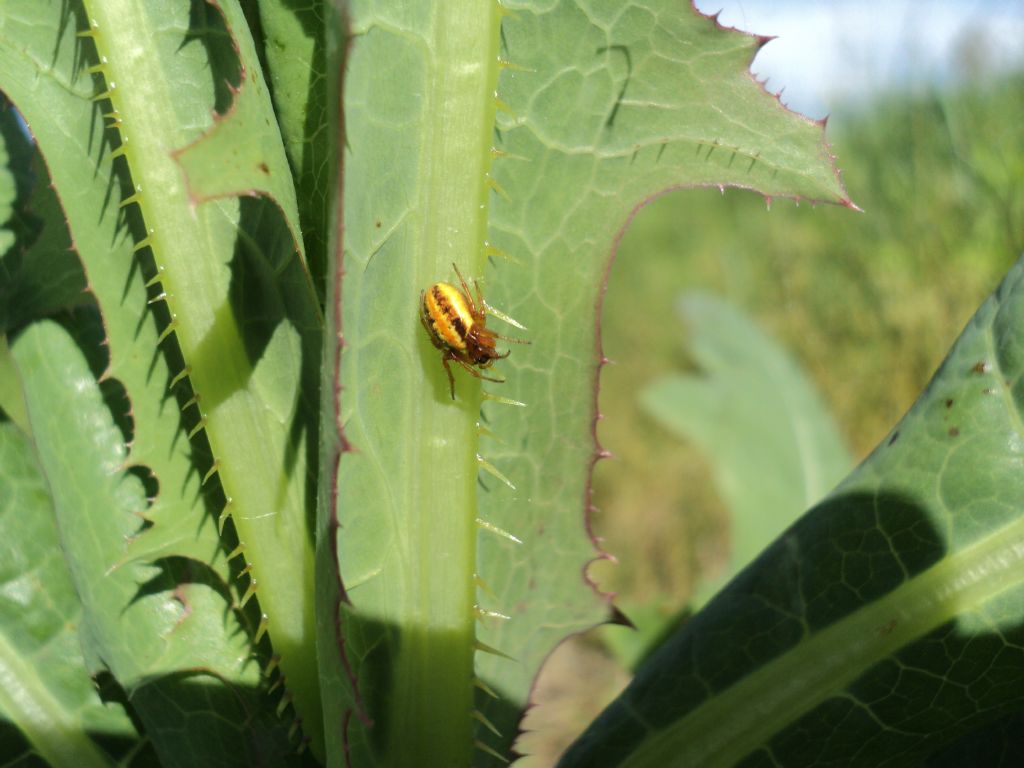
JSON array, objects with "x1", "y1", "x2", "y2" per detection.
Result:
[
  {"x1": 74, "y1": 0, "x2": 323, "y2": 753},
  {"x1": 475, "y1": 1, "x2": 851, "y2": 759},
  {"x1": 0, "y1": 1, "x2": 310, "y2": 763},
  {"x1": 249, "y1": 0, "x2": 332, "y2": 293},
  {"x1": 173, "y1": 0, "x2": 309, "y2": 268}
]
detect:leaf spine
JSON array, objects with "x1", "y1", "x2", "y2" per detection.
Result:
[
  {"x1": 201, "y1": 462, "x2": 219, "y2": 485},
  {"x1": 474, "y1": 678, "x2": 499, "y2": 699},
  {"x1": 156, "y1": 321, "x2": 177, "y2": 344},
  {"x1": 239, "y1": 579, "x2": 258, "y2": 608},
  {"x1": 135, "y1": 235, "x2": 155, "y2": 255},
  {"x1": 477, "y1": 423, "x2": 502, "y2": 442},
  {"x1": 482, "y1": 299, "x2": 528, "y2": 330},
  {"x1": 482, "y1": 391, "x2": 526, "y2": 408},
  {"x1": 477, "y1": 454, "x2": 516, "y2": 490},
  {"x1": 495, "y1": 1, "x2": 516, "y2": 19},
  {"x1": 186, "y1": 417, "x2": 207, "y2": 439},
  {"x1": 486, "y1": 174, "x2": 510, "y2": 200},
  {"x1": 494, "y1": 98, "x2": 514, "y2": 116},
  {"x1": 475, "y1": 605, "x2": 511, "y2": 623},
  {"x1": 474, "y1": 640, "x2": 514, "y2": 661},
  {"x1": 471, "y1": 709, "x2": 502, "y2": 737},
  {"x1": 498, "y1": 59, "x2": 535, "y2": 75},
  {"x1": 264, "y1": 654, "x2": 281, "y2": 676},
  {"x1": 474, "y1": 739, "x2": 510, "y2": 764},
  {"x1": 218, "y1": 500, "x2": 233, "y2": 533},
  {"x1": 275, "y1": 691, "x2": 293, "y2": 717},
  {"x1": 484, "y1": 242, "x2": 521, "y2": 265},
  {"x1": 474, "y1": 573, "x2": 497, "y2": 598},
  {"x1": 255, "y1": 613, "x2": 269, "y2": 643},
  {"x1": 476, "y1": 518, "x2": 522, "y2": 545},
  {"x1": 118, "y1": 189, "x2": 142, "y2": 209},
  {"x1": 168, "y1": 366, "x2": 191, "y2": 390}
]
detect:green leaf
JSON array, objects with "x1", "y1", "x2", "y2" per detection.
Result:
[
  {"x1": 0, "y1": 334, "x2": 28, "y2": 431},
  {"x1": 320, "y1": 3, "x2": 503, "y2": 764},
  {"x1": 476, "y1": 0, "x2": 851, "y2": 757},
  {"x1": 172, "y1": 0, "x2": 307, "y2": 263},
  {"x1": 325, "y1": 1, "x2": 850, "y2": 765},
  {"x1": 641, "y1": 292, "x2": 852, "y2": 606},
  {"x1": 0, "y1": 1, "x2": 313, "y2": 762},
  {"x1": 0, "y1": 421, "x2": 137, "y2": 768},
  {"x1": 559, "y1": 256, "x2": 1024, "y2": 766},
  {"x1": 252, "y1": 0, "x2": 331, "y2": 293},
  {"x1": 11, "y1": 319, "x2": 299, "y2": 768},
  {"x1": 0, "y1": 108, "x2": 87, "y2": 332},
  {"x1": 73, "y1": 0, "x2": 323, "y2": 754}
]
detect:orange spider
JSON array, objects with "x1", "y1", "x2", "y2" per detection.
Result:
[{"x1": 420, "y1": 263, "x2": 527, "y2": 399}]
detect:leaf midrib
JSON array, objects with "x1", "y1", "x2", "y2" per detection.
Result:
[{"x1": 624, "y1": 513, "x2": 1024, "y2": 766}]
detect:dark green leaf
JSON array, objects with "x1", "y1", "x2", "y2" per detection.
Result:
[{"x1": 560, "y1": 257, "x2": 1024, "y2": 767}]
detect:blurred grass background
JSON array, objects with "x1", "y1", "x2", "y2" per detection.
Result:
[
  {"x1": 516, "y1": 70, "x2": 1024, "y2": 764},
  {"x1": 594, "y1": 71, "x2": 1024, "y2": 607},
  {"x1": 594, "y1": 70, "x2": 1024, "y2": 609}
]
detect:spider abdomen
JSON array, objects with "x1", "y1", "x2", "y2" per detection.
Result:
[
  {"x1": 423, "y1": 282, "x2": 476, "y2": 352},
  {"x1": 420, "y1": 263, "x2": 525, "y2": 400}
]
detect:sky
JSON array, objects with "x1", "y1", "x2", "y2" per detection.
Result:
[{"x1": 692, "y1": 0, "x2": 1024, "y2": 119}]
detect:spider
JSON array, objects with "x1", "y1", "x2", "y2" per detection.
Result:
[{"x1": 419, "y1": 263, "x2": 527, "y2": 400}]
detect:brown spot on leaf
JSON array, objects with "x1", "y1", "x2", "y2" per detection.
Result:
[
  {"x1": 888, "y1": 430, "x2": 900, "y2": 446},
  {"x1": 257, "y1": 162, "x2": 269, "y2": 174},
  {"x1": 876, "y1": 618, "x2": 898, "y2": 636},
  {"x1": 971, "y1": 361, "x2": 989, "y2": 375},
  {"x1": 948, "y1": 427, "x2": 960, "y2": 438}
]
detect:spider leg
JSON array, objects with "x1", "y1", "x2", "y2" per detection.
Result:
[
  {"x1": 441, "y1": 354, "x2": 457, "y2": 400},
  {"x1": 451, "y1": 263, "x2": 478, "y2": 314},
  {"x1": 489, "y1": 331, "x2": 530, "y2": 345},
  {"x1": 473, "y1": 279, "x2": 485, "y2": 317},
  {"x1": 453, "y1": 356, "x2": 506, "y2": 384}
]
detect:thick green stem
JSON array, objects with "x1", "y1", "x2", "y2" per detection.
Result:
[
  {"x1": 81, "y1": 0, "x2": 321, "y2": 755},
  {"x1": 327, "y1": 1, "x2": 503, "y2": 764},
  {"x1": 380, "y1": 3, "x2": 503, "y2": 762}
]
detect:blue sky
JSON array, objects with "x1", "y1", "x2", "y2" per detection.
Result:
[{"x1": 692, "y1": 0, "x2": 1024, "y2": 119}]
